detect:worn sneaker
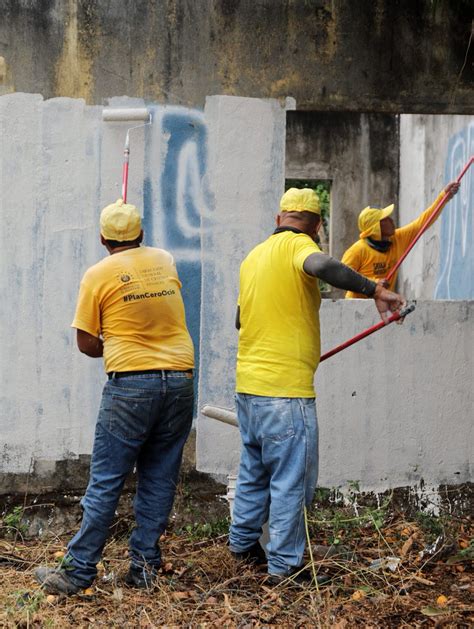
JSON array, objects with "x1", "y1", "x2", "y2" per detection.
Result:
[
  {"x1": 34, "y1": 567, "x2": 81, "y2": 595},
  {"x1": 267, "y1": 568, "x2": 330, "y2": 587},
  {"x1": 124, "y1": 565, "x2": 158, "y2": 589},
  {"x1": 230, "y1": 541, "x2": 267, "y2": 566}
]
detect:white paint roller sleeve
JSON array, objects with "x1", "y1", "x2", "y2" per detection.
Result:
[
  {"x1": 102, "y1": 108, "x2": 150, "y2": 122},
  {"x1": 201, "y1": 405, "x2": 238, "y2": 427}
]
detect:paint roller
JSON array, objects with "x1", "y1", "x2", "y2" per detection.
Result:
[
  {"x1": 102, "y1": 107, "x2": 152, "y2": 203},
  {"x1": 201, "y1": 405, "x2": 239, "y2": 427}
]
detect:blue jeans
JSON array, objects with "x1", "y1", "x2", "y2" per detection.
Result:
[
  {"x1": 65, "y1": 371, "x2": 194, "y2": 587},
  {"x1": 229, "y1": 394, "x2": 318, "y2": 576}
]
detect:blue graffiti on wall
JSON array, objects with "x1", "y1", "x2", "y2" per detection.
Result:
[
  {"x1": 434, "y1": 124, "x2": 474, "y2": 299},
  {"x1": 141, "y1": 106, "x2": 212, "y2": 394}
]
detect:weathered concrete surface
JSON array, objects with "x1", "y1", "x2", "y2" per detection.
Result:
[
  {"x1": 0, "y1": 1, "x2": 472, "y2": 113},
  {"x1": 399, "y1": 114, "x2": 473, "y2": 299},
  {"x1": 197, "y1": 300, "x2": 473, "y2": 495},
  {"x1": 0, "y1": 92, "x2": 211, "y2": 485},
  {"x1": 197, "y1": 95, "x2": 286, "y2": 475},
  {"x1": 1, "y1": 92, "x2": 472, "y2": 499},
  {"x1": 286, "y1": 111, "x2": 400, "y2": 263}
]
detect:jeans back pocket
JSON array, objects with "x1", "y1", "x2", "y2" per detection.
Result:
[
  {"x1": 252, "y1": 398, "x2": 295, "y2": 443},
  {"x1": 106, "y1": 393, "x2": 154, "y2": 441}
]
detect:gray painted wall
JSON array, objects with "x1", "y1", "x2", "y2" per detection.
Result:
[
  {"x1": 197, "y1": 95, "x2": 286, "y2": 474},
  {"x1": 1, "y1": 93, "x2": 472, "y2": 498},
  {"x1": 198, "y1": 299, "x2": 473, "y2": 493},
  {"x1": 0, "y1": 1, "x2": 472, "y2": 113},
  {"x1": 0, "y1": 92, "x2": 212, "y2": 484}
]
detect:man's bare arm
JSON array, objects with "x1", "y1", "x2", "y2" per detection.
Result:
[{"x1": 76, "y1": 329, "x2": 104, "y2": 357}]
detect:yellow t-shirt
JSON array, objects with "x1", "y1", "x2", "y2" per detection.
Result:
[
  {"x1": 342, "y1": 192, "x2": 447, "y2": 298},
  {"x1": 236, "y1": 230, "x2": 322, "y2": 398},
  {"x1": 71, "y1": 246, "x2": 194, "y2": 373}
]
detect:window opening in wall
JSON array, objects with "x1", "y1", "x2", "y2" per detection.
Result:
[{"x1": 285, "y1": 178, "x2": 332, "y2": 294}]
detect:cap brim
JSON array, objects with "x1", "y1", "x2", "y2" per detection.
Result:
[{"x1": 380, "y1": 204, "x2": 394, "y2": 220}]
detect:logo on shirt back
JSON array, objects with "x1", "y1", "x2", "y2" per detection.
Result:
[{"x1": 123, "y1": 290, "x2": 176, "y2": 302}]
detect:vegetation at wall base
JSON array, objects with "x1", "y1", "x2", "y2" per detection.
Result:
[{"x1": 0, "y1": 496, "x2": 472, "y2": 627}]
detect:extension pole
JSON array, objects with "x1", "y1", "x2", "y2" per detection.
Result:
[
  {"x1": 122, "y1": 136, "x2": 130, "y2": 203},
  {"x1": 319, "y1": 303, "x2": 415, "y2": 362},
  {"x1": 385, "y1": 155, "x2": 473, "y2": 283},
  {"x1": 320, "y1": 156, "x2": 472, "y2": 363}
]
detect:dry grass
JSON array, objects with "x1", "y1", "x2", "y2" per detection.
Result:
[{"x1": 0, "y1": 503, "x2": 472, "y2": 628}]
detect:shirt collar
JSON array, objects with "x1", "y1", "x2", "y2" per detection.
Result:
[
  {"x1": 365, "y1": 237, "x2": 392, "y2": 252},
  {"x1": 273, "y1": 226, "x2": 305, "y2": 235}
]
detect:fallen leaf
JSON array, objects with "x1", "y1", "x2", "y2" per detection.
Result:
[
  {"x1": 420, "y1": 605, "x2": 451, "y2": 617},
  {"x1": 82, "y1": 588, "x2": 94, "y2": 596},
  {"x1": 352, "y1": 590, "x2": 366, "y2": 601},
  {"x1": 205, "y1": 596, "x2": 217, "y2": 605},
  {"x1": 401, "y1": 535, "x2": 415, "y2": 557},
  {"x1": 171, "y1": 591, "x2": 193, "y2": 601},
  {"x1": 223, "y1": 592, "x2": 233, "y2": 612},
  {"x1": 436, "y1": 595, "x2": 448, "y2": 607}
]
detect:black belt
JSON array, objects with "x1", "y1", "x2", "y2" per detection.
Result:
[{"x1": 108, "y1": 369, "x2": 193, "y2": 379}]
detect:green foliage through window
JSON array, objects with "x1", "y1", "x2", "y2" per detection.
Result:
[{"x1": 285, "y1": 178, "x2": 332, "y2": 292}]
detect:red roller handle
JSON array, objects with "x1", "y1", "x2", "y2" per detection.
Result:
[
  {"x1": 385, "y1": 156, "x2": 473, "y2": 282},
  {"x1": 320, "y1": 303, "x2": 415, "y2": 362},
  {"x1": 122, "y1": 149, "x2": 130, "y2": 203}
]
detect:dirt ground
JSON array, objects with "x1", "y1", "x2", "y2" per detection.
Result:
[{"x1": 0, "y1": 482, "x2": 472, "y2": 628}]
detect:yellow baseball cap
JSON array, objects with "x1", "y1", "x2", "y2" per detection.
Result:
[
  {"x1": 100, "y1": 199, "x2": 142, "y2": 241},
  {"x1": 280, "y1": 188, "x2": 320, "y2": 215},
  {"x1": 358, "y1": 204, "x2": 394, "y2": 239}
]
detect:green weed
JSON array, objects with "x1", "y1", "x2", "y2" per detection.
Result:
[
  {"x1": 2, "y1": 505, "x2": 28, "y2": 537},
  {"x1": 178, "y1": 516, "x2": 230, "y2": 540}
]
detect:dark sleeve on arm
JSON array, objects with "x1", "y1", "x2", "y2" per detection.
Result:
[{"x1": 303, "y1": 253, "x2": 377, "y2": 297}]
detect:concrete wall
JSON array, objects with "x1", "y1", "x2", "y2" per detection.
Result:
[
  {"x1": 399, "y1": 115, "x2": 473, "y2": 299},
  {"x1": 197, "y1": 300, "x2": 473, "y2": 493},
  {"x1": 1, "y1": 91, "x2": 472, "y2": 497},
  {"x1": 0, "y1": 1, "x2": 472, "y2": 113},
  {"x1": 285, "y1": 111, "x2": 399, "y2": 263},
  {"x1": 196, "y1": 96, "x2": 286, "y2": 473},
  {"x1": 0, "y1": 92, "x2": 212, "y2": 483}
]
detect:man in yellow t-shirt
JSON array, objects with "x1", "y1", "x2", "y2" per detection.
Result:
[
  {"x1": 341, "y1": 182, "x2": 460, "y2": 298},
  {"x1": 229, "y1": 188, "x2": 405, "y2": 585},
  {"x1": 36, "y1": 200, "x2": 194, "y2": 595}
]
